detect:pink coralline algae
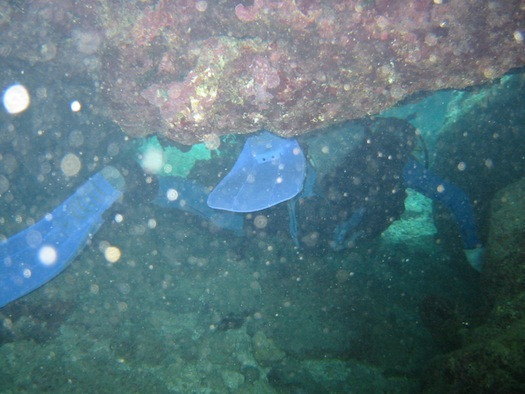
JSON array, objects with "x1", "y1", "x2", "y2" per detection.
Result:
[
  {"x1": 245, "y1": 56, "x2": 281, "y2": 110},
  {"x1": 1, "y1": 0, "x2": 523, "y2": 144},
  {"x1": 235, "y1": 0, "x2": 264, "y2": 22}
]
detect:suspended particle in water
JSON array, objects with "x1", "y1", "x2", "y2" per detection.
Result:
[
  {"x1": 141, "y1": 147, "x2": 164, "y2": 174},
  {"x1": 107, "y1": 142, "x2": 120, "y2": 157},
  {"x1": 195, "y1": 1, "x2": 208, "y2": 13},
  {"x1": 104, "y1": 246, "x2": 121, "y2": 263},
  {"x1": 203, "y1": 133, "x2": 220, "y2": 150},
  {"x1": 117, "y1": 283, "x2": 131, "y2": 295},
  {"x1": 166, "y1": 188, "x2": 179, "y2": 201},
  {"x1": 98, "y1": 240, "x2": 110, "y2": 253},
  {"x1": 514, "y1": 30, "x2": 524, "y2": 43},
  {"x1": 2, "y1": 84, "x2": 30, "y2": 114},
  {"x1": 39, "y1": 245, "x2": 57, "y2": 266},
  {"x1": 457, "y1": 161, "x2": 466, "y2": 171},
  {"x1": 254, "y1": 215, "x2": 268, "y2": 229},
  {"x1": 25, "y1": 230, "x2": 43, "y2": 248},
  {"x1": 250, "y1": 280, "x2": 262, "y2": 292},
  {"x1": 60, "y1": 153, "x2": 82, "y2": 177},
  {"x1": 70, "y1": 100, "x2": 81, "y2": 112}
]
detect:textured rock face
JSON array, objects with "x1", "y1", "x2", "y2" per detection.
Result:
[
  {"x1": 100, "y1": 0, "x2": 525, "y2": 144},
  {"x1": 1, "y1": 1, "x2": 524, "y2": 144},
  {"x1": 252, "y1": 330, "x2": 285, "y2": 366},
  {"x1": 422, "y1": 179, "x2": 525, "y2": 393},
  {"x1": 483, "y1": 178, "x2": 525, "y2": 302}
]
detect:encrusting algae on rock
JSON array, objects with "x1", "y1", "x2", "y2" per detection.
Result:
[{"x1": 1, "y1": 0, "x2": 523, "y2": 144}]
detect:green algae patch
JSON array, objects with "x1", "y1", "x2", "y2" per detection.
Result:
[{"x1": 135, "y1": 136, "x2": 212, "y2": 178}]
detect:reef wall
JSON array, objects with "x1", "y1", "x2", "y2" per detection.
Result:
[
  {"x1": 423, "y1": 178, "x2": 525, "y2": 393},
  {"x1": 1, "y1": 0, "x2": 524, "y2": 144}
]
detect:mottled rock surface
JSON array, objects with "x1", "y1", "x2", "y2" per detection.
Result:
[
  {"x1": 422, "y1": 178, "x2": 525, "y2": 393},
  {"x1": 483, "y1": 178, "x2": 525, "y2": 302},
  {"x1": 1, "y1": 1, "x2": 524, "y2": 144}
]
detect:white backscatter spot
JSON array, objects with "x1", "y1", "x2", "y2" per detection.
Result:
[
  {"x1": 104, "y1": 246, "x2": 121, "y2": 263},
  {"x1": 141, "y1": 147, "x2": 164, "y2": 174},
  {"x1": 166, "y1": 188, "x2": 179, "y2": 201},
  {"x1": 39, "y1": 245, "x2": 57, "y2": 266},
  {"x1": 148, "y1": 219, "x2": 157, "y2": 229},
  {"x1": 70, "y1": 100, "x2": 82, "y2": 112},
  {"x1": 2, "y1": 84, "x2": 30, "y2": 114}
]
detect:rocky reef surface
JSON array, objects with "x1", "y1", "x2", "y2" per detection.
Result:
[
  {"x1": 423, "y1": 177, "x2": 525, "y2": 393},
  {"x1": 416, "y1": 72, "x2": 525, "y2": 393},
  {"x1": 1, "y1": 0, "x2": 524, "y2": 144}
]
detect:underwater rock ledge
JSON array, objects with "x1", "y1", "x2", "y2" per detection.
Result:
[{"x1": 1, "y1": 1, "x2": 524, "y2": 144}]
